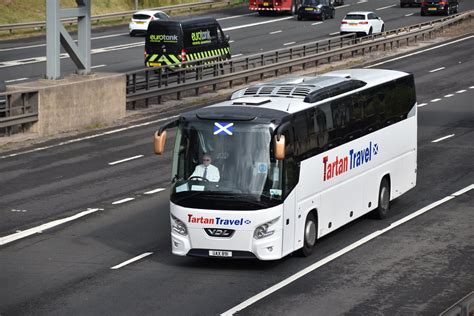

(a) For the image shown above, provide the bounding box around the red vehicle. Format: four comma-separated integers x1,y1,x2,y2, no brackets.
249,0,300,15
249,0,344,16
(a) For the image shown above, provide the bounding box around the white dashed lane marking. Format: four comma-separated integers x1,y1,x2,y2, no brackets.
111,252,154,270
429,67,445,73
5,78,28,83
405,13,414,17
432,134,455,143
456,90,466,94
431,98,442,102
144,188,166,195
417,103,427,107
444,94,454,98
108,155,144,166
112,198,135,205
312,22,323,26
283,42,296,46
270,30,282,34
376,4,397,10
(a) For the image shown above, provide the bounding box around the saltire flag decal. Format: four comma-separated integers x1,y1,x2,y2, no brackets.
214,122,234,135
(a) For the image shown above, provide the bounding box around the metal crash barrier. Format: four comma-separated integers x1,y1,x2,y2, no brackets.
0,90,38,136
440,292,474,316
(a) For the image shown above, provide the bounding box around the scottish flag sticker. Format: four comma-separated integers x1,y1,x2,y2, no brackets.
214,122,234,136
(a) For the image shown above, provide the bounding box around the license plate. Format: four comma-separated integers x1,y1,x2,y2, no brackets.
263,2,269,6
428,7,437,10
305,7,314,11
209,250,232,257
349,23,358,26
136,21,145,24
149,62,161,67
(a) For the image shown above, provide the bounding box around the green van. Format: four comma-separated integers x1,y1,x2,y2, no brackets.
145,17,231,67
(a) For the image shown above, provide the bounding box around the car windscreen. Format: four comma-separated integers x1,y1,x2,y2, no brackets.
132,14,151,20
344,14,366,20
183,25,219,48
302,0,322,5
146,22,181,53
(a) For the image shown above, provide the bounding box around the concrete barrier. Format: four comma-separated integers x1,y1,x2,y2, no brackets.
6,73,125,137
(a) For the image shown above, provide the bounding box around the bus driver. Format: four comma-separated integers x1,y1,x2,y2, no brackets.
190,154,220,182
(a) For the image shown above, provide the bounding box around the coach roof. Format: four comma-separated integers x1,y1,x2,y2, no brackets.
181,69,410,122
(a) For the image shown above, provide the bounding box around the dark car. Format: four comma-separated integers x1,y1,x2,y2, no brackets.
297,0,335,21
421,0,459,16
400,0,422,7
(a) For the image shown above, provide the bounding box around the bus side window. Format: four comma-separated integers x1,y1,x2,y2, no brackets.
292,113,308,158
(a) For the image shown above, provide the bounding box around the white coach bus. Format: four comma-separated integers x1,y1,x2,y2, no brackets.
154,68,417,260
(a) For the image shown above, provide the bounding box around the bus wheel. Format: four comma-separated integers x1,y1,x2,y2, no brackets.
374,178,390,219
299,212,317,256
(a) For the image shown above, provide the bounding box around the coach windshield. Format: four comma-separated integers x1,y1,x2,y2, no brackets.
170,120,283,210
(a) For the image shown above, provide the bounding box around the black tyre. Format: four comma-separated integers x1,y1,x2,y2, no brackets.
298,213,317,257
373,178,390,219
321,13,325,21
129,31,135,37
381,24,385,32
291,0,297,15
421,9,426,16
331,9,335,19
445,6,450,15
297,14,302,21
368,27,373,35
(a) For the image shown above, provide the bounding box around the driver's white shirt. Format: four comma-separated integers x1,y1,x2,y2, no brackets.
191,164,220,182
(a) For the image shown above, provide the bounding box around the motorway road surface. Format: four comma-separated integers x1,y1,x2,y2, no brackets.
1,0,473,91
0,32,473,314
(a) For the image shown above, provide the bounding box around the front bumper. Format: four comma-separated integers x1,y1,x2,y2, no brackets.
171,228,284,261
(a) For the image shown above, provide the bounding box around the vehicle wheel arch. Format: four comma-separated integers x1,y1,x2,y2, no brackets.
297,208,319,257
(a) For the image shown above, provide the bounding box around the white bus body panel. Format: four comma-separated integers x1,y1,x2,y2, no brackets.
170,203,285,260
295,110,417,243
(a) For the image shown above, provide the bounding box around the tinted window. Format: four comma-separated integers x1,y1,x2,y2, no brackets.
345,14,366,20
303,0,322,5
368,13,378,19
133,14,151,20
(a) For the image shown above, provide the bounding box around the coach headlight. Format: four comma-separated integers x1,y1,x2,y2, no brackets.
254,217,280,239
171,214,188,236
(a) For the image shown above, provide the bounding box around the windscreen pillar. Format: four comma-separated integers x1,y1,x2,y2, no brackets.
46,0,91,79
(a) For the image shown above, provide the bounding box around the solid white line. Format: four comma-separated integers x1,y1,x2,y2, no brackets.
429,67,445,73
283,42,296,46
221,186,473,315
376,4,397,10
431,98,441,102
0,115,179,160
456,90,467,93
444,94,454,98
366,35,474,68
0,208,103,246
111,252,153,269
432,134,455,143
91,64,106,69
417,103,428,107
5,78,29,83
405,13,415,17
108,155,144,166
144,188,165,195
451,184,474,196
312,22,323,26
112,198,135,205
217,13,257,21
223,16,294,32
357,0,367,3
270,30,282,34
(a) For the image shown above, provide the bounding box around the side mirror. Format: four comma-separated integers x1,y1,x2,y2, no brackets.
154,130,167,155
274,135,286,160
225,34,230,42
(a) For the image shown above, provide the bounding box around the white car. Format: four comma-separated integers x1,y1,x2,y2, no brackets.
129,10,169,37
340,11,385,37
